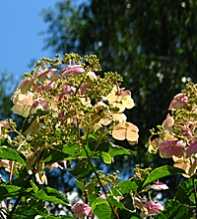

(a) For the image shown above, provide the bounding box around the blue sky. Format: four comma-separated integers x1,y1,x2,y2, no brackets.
0,1,59,80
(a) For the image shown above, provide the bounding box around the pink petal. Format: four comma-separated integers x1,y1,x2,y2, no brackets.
83,205,92,216
19,78,32,93
169,93,188,110
63,85,76,94
71,201,92,217
62,65,85,75
144,201,164,215
162,114,174,129
159,140,185,158
32,99,49,111
150,181,169,190
36,69,55,79
186,141,197,156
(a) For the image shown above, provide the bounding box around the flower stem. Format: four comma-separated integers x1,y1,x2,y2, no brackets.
83,145,119,219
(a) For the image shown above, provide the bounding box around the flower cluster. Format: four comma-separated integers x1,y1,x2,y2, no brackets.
0,53,138,184
148,82,197,177
134,197,164,217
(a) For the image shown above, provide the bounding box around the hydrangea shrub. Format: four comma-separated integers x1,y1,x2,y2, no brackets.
0,53,196,219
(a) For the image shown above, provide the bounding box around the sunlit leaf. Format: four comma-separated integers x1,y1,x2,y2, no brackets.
91,198,112,219
101,152,112,164
33,189,67,205
112,181,138,196
0,146,26,165
142,165,180,187
108,145,130,157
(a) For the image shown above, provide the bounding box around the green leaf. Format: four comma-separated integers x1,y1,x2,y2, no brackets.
40,216,74,219
142,165,180,187
76,179,85,191
159,200,192,219
0,146,26,165
44,150,65,163
1,184,21,193
63,144,89,160
92,198,112,219
175,178,196,204
63,144,79,155
0,184,21,200
12,199,48,219
30,180,39,193
108,145,130,157
112,181,138,196
71,160,92,178
108,195,125,209
154,213,167,219
189,193,196,203
101,152,112,164
45,187,68,203
33,189,67,205
130,216,141,219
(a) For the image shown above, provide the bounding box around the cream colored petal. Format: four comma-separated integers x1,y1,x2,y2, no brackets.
12,92,34,117
100,117,112,126
112,123,126,141
107,86,118,104
122,95,135,109
126,122,139,144
112,113,127,123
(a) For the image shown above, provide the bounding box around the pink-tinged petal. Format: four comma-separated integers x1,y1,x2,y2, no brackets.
169,93,188,110
186,141,197,156
18,78,33,93
162,114,174,129
63,85,76,94
182,128,193,139
150,181,168,190
83,205,92,216
0,120,10,130
43,81,56,91
182,122,195,139
71,201,92,217
159,140,185,158
32,99,49,111
144,201,164,216
58,111,65,121
79,83,89,95
58,85,76,101
36,69,56,79
62,65,85,75
100,192,107,199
